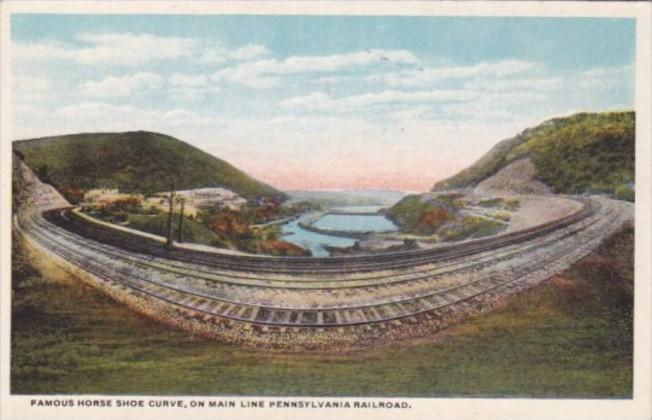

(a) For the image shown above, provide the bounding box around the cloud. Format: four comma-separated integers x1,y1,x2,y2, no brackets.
199,44,269,64
368,59,540,87
12,75,52,103
463,76,563,92
280,89,477,112
14,33,196,67
578,63,634,89
12,100,224,145
441,91,548,122
12,33,269,69
211,49,418,88
169,73,209,87
168,73,220,100
26,102,216,137
81,72,163,97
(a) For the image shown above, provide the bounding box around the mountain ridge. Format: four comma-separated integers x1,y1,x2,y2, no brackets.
13,130,285,203
432,110,634,199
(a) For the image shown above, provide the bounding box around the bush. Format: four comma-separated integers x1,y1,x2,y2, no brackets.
478,198,503,208
443,216,505,241
112,211,128,223
494,211,511,222
504,198,520,210
414,208,450,234
614,185,635,202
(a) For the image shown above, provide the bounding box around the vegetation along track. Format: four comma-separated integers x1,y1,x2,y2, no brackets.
15,192,633,351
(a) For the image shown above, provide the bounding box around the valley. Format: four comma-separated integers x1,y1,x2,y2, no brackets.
9,110,636,395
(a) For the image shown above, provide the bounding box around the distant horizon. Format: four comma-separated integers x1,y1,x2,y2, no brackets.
11,15,635,190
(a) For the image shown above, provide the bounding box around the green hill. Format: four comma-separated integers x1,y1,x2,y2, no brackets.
433,111,635,199
13,131,285,202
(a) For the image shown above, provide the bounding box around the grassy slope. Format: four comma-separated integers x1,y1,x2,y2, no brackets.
433,111,635,197
127,213,229,248
11,225,633,397
386,194,504,239
12,131,284,200
385,195,440,231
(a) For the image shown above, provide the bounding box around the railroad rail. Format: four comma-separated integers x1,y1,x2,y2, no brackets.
14,188,632,350
39,196,596,274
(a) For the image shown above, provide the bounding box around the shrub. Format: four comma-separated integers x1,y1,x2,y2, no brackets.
504,198,520,210
614,185,635,202
478,198,503,208
494,211,511,222
414,208,449,234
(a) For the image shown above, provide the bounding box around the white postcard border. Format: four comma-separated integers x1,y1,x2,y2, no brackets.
0,2,650,420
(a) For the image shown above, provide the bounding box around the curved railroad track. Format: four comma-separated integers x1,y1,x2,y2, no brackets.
40,196,594,273
14,187,633,350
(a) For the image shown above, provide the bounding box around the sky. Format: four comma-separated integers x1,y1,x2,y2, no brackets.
11,15,635,192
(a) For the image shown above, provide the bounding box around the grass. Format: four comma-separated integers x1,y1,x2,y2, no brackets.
386,194,461,235
494,211,511,222
387,195,506,240
11,226,633,397
12,131,284,201
442,215,505,241
385,195,438,231
433,111,634,201
516,112,635,197
477,198,504,208
127,213,227,248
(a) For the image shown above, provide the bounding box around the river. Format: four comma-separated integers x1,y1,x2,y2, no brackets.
281,206,398,257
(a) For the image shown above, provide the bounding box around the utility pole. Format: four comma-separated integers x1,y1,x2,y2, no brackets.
166,187,176,247
177,198,185,243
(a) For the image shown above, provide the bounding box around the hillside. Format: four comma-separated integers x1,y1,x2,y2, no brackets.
433,111,635,199
13,131,285,202
386,193,509,239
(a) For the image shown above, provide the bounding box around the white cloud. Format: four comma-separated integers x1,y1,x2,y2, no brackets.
14,33,196,67
56,102,211,124
199,44,269,64
81,72,163,97
441,92,547,122
578,63,634,89
12,75,52,104
13,33,273,70
211,49,418,88
169,73,209,87
12,75,50,91
368,59,540,87
168,73,220,100
463,76,563,92
280,89,477,112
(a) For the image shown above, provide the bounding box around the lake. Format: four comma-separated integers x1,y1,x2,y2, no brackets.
281,207,398,257
281,218,355,257
313,213,398,233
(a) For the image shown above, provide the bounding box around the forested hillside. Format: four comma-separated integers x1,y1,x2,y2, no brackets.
13,131,285,202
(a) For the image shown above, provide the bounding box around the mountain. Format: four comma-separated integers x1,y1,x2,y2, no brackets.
433,111,635,200
12,131,285,202
286,189,407,207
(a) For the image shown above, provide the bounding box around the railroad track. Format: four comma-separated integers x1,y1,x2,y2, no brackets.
14,196,629,329
26,202,608,291
39,196,597,274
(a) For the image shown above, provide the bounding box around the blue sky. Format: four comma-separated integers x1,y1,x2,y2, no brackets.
11,15,635,190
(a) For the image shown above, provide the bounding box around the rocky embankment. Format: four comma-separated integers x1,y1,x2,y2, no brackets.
474,158,551,195
12,153,69,215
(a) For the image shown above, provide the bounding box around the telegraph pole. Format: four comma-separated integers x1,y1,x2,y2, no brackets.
177,198,185,243
166,187,176,247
